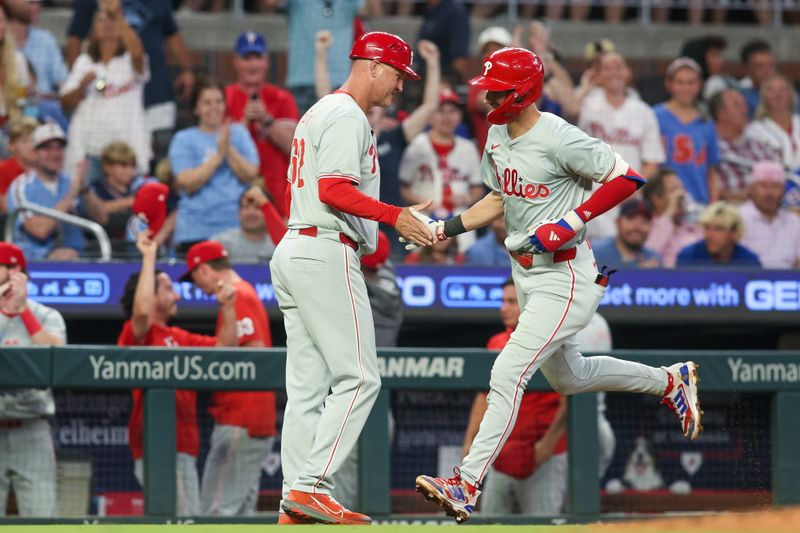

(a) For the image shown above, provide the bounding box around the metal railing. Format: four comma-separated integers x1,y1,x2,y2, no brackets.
5,203,112,262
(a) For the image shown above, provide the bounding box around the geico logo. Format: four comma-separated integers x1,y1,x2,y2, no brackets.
745,280,800,311
398,275,435,307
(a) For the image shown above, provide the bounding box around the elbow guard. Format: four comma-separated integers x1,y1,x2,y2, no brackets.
604,153,646,189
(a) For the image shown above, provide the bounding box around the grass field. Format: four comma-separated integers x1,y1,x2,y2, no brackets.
1,507,797,533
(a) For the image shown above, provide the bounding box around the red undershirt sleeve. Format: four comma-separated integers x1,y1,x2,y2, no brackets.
260,202,288,245
318,177,402,226
576,167,644,223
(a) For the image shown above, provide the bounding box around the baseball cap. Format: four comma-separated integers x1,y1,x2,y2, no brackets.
361,231,390,270
179,241,229,282
439,88,462,107
0,242,26,272
132,181,170,237
31,122,66,149
751,160,786,184
477,26,512,52
235,31,267,57
619,199,653,220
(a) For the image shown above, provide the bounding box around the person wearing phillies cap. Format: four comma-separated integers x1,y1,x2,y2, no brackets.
272,30,433,525
179,240,277,517
399,86,482,251
225,31,299,218
739,160,800,268
0,242,66,517
118,232,238,517
591,199,663,269
6,122,103,260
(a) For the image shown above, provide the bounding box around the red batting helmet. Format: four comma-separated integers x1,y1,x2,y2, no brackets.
468,47,545,125
350,31,420,80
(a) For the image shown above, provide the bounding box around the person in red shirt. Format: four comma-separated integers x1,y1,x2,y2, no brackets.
225,31,299,217
118,231,237,517
179,240,277,516
0,117,38,213
462,279,568,516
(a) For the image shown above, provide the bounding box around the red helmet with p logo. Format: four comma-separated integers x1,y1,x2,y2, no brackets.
468,47,545,125
350,31,420,80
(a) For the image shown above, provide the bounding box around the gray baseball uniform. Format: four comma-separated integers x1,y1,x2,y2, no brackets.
0,299,64,517
271,92,382,502
459,112,668,488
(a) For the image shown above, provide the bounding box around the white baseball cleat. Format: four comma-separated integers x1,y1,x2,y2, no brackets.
415,468,480,523
661,361,704,441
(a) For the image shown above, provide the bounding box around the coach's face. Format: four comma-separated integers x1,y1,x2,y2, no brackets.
373,62,404,107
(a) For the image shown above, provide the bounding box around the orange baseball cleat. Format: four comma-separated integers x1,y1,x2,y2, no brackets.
281,490,371,525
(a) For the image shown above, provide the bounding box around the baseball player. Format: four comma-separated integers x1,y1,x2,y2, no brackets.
118,232,238,517
270,31,434,525
0,243,63,517
411,48,703,522
179,241,278,516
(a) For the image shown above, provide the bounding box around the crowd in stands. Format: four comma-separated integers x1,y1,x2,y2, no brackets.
0,0,798,270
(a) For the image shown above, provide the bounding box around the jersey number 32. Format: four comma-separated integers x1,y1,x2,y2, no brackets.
290,138,306,189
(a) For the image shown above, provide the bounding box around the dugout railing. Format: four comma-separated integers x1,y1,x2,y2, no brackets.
1,346,799,523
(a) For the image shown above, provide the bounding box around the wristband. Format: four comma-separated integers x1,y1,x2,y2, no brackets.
20,308,42,336
443,215,466,238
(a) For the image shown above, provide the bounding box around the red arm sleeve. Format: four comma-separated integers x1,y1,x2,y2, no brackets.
576,167,644,224
318,178,402,226
260,202,288,245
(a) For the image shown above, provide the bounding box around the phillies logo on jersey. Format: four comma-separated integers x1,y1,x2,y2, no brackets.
500,167,550,200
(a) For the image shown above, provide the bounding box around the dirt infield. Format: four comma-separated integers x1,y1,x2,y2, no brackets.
592,506,800,533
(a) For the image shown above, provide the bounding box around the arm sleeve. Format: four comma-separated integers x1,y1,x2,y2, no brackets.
641,107,666,164
168,131,195,176
480,150,501,193
261,202,288,244
555,126,616,184
319,178,401,226
316,117,364,183
66,0,95,39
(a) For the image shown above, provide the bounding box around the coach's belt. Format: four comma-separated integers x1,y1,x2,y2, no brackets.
509,247,576,269
298,226,358,252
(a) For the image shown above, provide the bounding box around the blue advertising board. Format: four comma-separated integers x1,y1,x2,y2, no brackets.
26,262,800,323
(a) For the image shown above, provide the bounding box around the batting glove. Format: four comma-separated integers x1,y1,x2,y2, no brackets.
529,210,585,254
399,208,446,250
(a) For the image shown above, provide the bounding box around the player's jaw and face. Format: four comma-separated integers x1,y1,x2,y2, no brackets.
372,62,405,108
195,87,226,130
616,215,651,251
155,272,180,319
666,68,702,106
190,264,219,296
499,284,521,330
484,90,512,110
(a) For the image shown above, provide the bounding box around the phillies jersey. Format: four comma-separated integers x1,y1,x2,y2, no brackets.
287,92,380,254
482,112,616,247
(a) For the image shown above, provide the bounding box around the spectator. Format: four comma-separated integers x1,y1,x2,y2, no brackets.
399,89,482,249
225,31,298,217
0,117,38,213
676,201,761,268
739,160,800,268
655,57,721,206
467,26,512,154
169,78,260,253
644,168,703,268
210,186,281,264
285,0,377,113
118,232,238,517
6,123,103,260
9,0,67,98
67,0,195,157
0,243,65,518
523,21,580,121
464,216,509,267
711,88,781,202
60,0,151,179
0,6,31,125
463,278,568,516
591,199,662,269
745,74,800,174
739,40,777,118
578,51,665,239
179,241,277,516
404,237,463,265
679,35,737,101
417,0,469,81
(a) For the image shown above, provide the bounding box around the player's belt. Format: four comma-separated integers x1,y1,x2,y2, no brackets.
298,226,358,252
509,247,576,269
